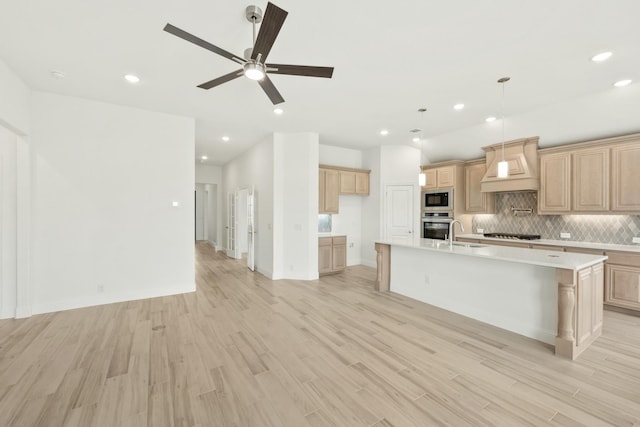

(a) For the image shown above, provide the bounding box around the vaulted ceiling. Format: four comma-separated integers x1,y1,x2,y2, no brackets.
1,1,639,165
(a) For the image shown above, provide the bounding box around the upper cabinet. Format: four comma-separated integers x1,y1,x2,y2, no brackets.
539,151,571,213
319,165,370,213
339,170,370,195
572,147,609,212
611,142,640,211
464,160,495,213
319,168,339,214
422,165,455,190
538,133,640,215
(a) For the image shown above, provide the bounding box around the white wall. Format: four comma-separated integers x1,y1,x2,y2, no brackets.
196,164,222,249
0,125,18,318
273,133,319,280
30,92,195,314
222,136,274,277
319,144,364,266
0,58,30,135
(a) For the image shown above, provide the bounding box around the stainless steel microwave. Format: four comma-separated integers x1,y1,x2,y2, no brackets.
424,189,453,211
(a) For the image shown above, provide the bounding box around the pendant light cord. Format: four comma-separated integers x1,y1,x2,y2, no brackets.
501,80,505,161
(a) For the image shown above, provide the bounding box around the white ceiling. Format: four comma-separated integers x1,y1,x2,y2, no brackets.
1,1,639,165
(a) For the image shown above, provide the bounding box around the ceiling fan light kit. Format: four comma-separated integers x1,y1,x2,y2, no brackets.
163,2,334,105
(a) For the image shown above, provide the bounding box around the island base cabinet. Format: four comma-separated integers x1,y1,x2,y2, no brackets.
556,264,603,360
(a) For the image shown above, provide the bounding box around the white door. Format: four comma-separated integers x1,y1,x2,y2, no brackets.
247,186,255,271
384,185,415,243
226,192,237,258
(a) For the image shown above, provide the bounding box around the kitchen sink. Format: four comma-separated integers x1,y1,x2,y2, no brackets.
452,242,487,248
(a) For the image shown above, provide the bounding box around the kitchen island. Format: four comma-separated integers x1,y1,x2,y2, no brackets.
374,238,607,359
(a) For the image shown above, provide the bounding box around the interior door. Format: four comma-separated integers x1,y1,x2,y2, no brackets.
384,185,415,243
247,186,255,271
226,192,236,258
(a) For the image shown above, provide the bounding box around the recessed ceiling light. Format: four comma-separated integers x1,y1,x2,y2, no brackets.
201,155,208,160
485,116,497,122
273,108,284,115
453,103,465,110
412,137,420,143
222,136,230,142
613,79,632,87
124,74,140,83
50,70,65,79
591,51,612,62
380,129,389,136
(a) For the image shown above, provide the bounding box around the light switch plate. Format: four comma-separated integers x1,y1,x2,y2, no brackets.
633,237,640,244
560,232,571,239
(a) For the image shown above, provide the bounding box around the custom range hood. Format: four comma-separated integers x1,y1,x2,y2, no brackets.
481,136,539,192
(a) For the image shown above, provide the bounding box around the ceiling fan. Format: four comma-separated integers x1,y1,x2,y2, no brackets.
164,2,334,105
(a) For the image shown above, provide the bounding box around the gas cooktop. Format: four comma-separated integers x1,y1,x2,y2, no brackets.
483,233,541,240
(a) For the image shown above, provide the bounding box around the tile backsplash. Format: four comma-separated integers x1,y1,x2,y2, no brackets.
472,192,640,245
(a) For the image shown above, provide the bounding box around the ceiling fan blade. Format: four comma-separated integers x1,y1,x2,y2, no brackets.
164,23,244,64
258,76,285,105
197,70,244,90
251,2,288,62
266,64,334,78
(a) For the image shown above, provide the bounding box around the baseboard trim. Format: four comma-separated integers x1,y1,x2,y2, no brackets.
31,282,196,315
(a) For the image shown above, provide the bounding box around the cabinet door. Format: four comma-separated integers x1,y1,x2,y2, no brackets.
339,171,356,194
611,143,640,211
465,163,493,213
319,169,325,213
324,169,340,213
576,267,594,346
332,243,346,271
424,169,437,189
437,166,455,187
355,172,369,195
573,147,609,212
605,264,640,310
318,238,333,274
539,152,571,213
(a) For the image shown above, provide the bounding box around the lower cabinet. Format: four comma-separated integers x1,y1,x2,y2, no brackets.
319,236,347,275
604,251,640,311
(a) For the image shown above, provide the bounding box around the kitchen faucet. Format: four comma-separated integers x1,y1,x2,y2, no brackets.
448,220,464,247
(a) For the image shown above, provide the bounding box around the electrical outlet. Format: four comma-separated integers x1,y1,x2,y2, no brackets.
97,284,104,293
424,275,430,284
477,228,484,233
560,232,571,239
633,237,640,244
349,242,354,248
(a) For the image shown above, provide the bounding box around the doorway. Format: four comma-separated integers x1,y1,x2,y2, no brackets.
194,183,218,246
225,186,256,270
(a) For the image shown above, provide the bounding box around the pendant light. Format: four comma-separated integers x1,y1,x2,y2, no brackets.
418,108,427,186
497,77,510,178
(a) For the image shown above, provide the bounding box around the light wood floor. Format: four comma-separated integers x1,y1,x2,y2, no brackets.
1,242,640,426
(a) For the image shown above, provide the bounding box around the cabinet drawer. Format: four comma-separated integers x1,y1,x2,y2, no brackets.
319,237,332,246
605,251,640,267
531,244,565,252
565,247,605,255
332,236,347,245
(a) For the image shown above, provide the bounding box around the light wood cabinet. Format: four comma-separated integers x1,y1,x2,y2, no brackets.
319,168,339,214
611,142,640,211
464,160,495,213
423,166,455,190
575,263,604,347
573,147,609,212
539,152,571,214
339,170,370,195
319,236,347,275
604,251,640,311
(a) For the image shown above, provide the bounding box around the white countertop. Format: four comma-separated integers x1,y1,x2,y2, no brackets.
376,237,607,271
457,234,640,254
